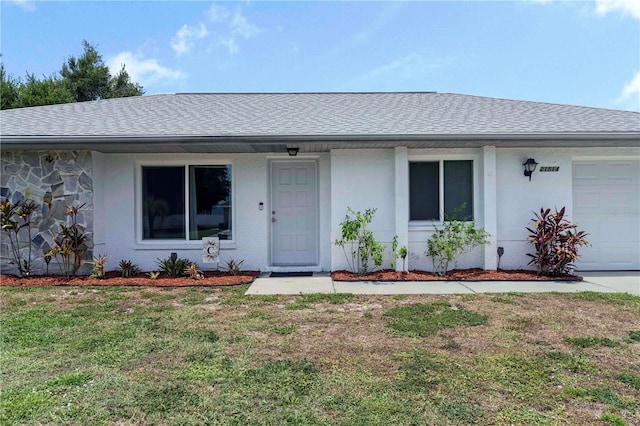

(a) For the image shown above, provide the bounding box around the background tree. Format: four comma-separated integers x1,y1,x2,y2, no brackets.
16,74,75,108
1,40,143,109
107,65,144,99
60,40,111,102
1,63,20,109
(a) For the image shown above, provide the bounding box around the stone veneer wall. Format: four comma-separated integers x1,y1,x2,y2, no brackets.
0,150,94,275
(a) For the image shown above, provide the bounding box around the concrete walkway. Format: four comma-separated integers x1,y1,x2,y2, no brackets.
245,271,640,295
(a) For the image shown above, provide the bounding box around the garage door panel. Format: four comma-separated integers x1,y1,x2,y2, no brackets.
573,163,598,181
606,162,639,184
575,217,602,240
604,217,638,241
579,244,639,270
605,188,636,208
573,189,599,210
573,160,639,271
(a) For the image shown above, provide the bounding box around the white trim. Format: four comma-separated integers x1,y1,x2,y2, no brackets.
482,146,498,270
572,155,640,161
266,153,321,159
394,147,409,272
407,152,481,227
134,159,235,248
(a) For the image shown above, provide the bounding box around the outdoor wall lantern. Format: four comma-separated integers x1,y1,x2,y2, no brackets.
523,158,538,181
286,147,299,156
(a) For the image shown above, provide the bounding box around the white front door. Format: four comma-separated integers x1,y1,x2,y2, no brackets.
573,160,640,270
270,160,318,266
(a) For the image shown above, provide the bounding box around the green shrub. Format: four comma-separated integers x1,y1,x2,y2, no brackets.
157,253,191,278
426,219,490,276
221,258,244,275
335,207,385,275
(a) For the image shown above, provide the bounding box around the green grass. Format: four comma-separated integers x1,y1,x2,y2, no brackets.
286,293,354,310
619,373,640,391
272,324,297,335
384,300,487,337
564,336,621,348
572,291,640,306
491,296,519,305
2,287,639,425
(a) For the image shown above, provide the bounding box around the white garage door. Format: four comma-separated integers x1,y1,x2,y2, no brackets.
573,160,640,270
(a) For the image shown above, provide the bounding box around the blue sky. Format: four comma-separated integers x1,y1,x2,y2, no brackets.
2,0,639,111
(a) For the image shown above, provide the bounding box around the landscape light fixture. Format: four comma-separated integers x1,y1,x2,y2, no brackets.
523,158,538,181
286,147,299,157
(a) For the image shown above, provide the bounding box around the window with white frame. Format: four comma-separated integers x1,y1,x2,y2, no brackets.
409,160,473,221
141,165,232,240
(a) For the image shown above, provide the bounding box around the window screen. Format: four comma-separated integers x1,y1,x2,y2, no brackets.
409,162,439,220
444,160,473,220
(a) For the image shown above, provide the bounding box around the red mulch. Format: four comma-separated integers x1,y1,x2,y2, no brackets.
1,268,583,287
331,268,582,281
0,270,260,287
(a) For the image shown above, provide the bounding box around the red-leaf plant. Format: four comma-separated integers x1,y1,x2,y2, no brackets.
526,207,590,276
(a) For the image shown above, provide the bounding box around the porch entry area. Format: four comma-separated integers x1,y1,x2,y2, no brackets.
270,160,319,266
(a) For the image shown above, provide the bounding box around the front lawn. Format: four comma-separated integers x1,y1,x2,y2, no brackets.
1,286,639,425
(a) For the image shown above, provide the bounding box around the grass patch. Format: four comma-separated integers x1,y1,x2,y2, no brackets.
300,293,354,304
567,387,638,411
285,293,353,310
629,330,640,341
601,413,627,425
219,284,251,305
438,400,484,424
272,324,297,335
491,296,518,305
619,373,640,391
546,351,594,373
2,286,637,425
563,336,621,348
48,371,93,387
572,291,640,306
496,407,555,425
181,293,206,305
384,300,487,337
396,349,449,389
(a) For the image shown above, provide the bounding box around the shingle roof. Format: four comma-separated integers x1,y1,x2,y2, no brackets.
2,92,638,137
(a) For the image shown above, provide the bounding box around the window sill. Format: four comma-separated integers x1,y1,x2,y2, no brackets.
134,241,237,250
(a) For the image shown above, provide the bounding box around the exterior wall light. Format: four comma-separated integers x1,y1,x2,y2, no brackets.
523,158,538,181
286,147,299,156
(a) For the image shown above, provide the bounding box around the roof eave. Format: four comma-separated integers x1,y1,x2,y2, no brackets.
1,132,638,152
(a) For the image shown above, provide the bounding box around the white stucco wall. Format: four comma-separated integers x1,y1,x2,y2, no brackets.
330,149,397,271
96,145,638,275
101,152,331,273
495,146,640,271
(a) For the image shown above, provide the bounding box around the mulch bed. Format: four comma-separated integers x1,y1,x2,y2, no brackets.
1,268,583,287
0,270,260,287
331,268,582,282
